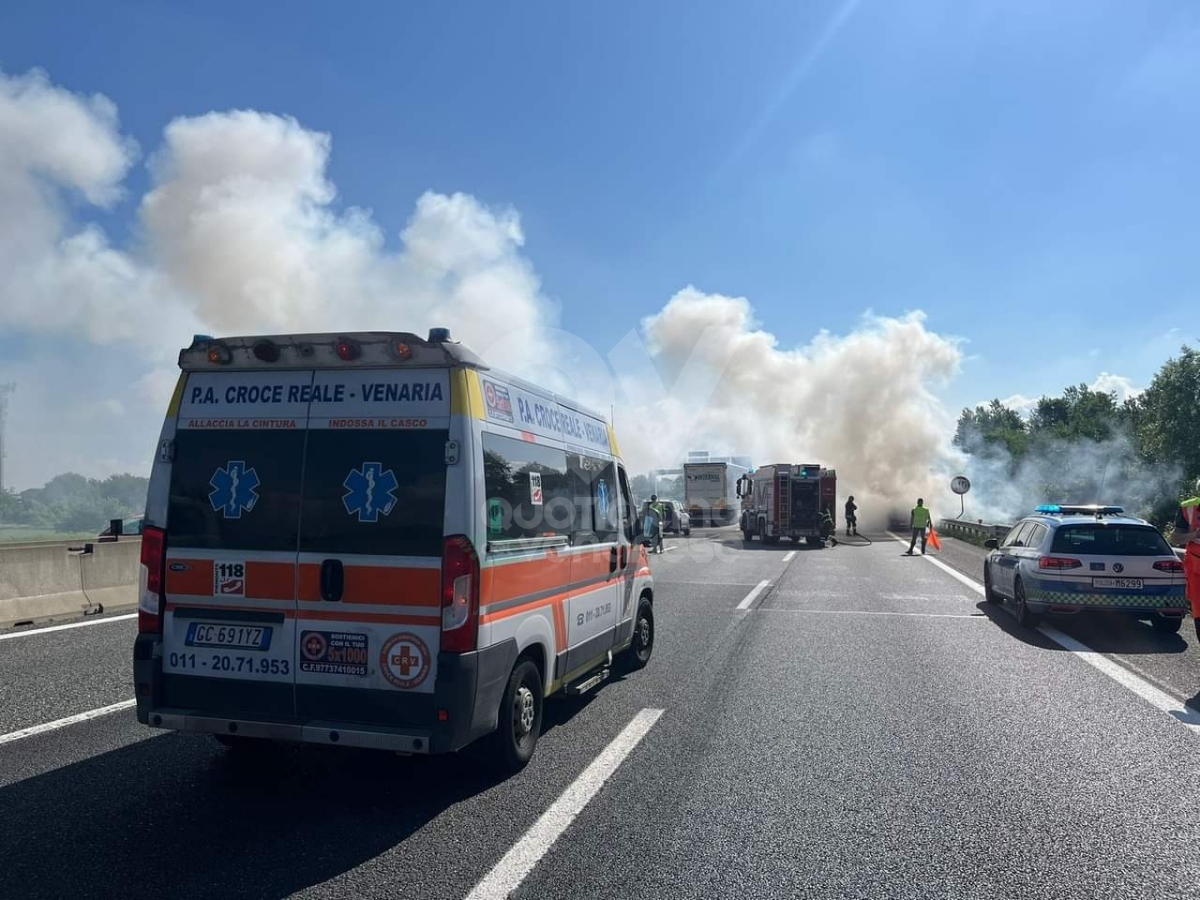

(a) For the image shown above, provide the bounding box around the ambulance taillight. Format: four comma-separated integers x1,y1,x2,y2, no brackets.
138,525,167,634
441,536,480,652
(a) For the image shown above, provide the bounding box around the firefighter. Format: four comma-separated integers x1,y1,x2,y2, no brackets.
844,495,858,536
1174,495,1200,638
906,498,931,555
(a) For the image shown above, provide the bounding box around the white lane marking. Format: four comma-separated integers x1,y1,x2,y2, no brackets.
754,608,984,619
1038,626,1200,732
0,613,138,641
662,545,677,553
782,551,797,563
0,699,136,747
736,580,771,611
887,531,1200,733
465,708,664,900
886,532,984,596
665,581,763,588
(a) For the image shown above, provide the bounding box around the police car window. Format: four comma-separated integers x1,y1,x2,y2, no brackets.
1001,522,1029,548
1025,524,1048,548
483,432,572,540
1050,524,1173,556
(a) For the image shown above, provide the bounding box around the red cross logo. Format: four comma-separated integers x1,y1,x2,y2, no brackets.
380,632,431,689
391,645,420,676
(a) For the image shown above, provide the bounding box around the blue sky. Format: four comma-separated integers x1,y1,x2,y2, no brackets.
0,0,1197,486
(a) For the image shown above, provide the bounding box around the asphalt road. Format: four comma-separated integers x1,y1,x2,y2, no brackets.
3,530,1199,899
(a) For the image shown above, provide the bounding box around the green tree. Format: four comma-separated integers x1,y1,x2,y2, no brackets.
953,399,1029,463
1129,345,1200,493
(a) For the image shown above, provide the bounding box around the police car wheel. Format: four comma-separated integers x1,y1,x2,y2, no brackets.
983,565,1002,604
620,598,655,673
488,659,543,772
1152,615,1183,634
1014,579,1039,628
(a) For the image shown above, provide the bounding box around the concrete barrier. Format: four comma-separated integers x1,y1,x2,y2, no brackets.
0,539,140,628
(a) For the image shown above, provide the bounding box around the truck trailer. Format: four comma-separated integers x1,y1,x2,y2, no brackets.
684,461,750,527
739,463,837,546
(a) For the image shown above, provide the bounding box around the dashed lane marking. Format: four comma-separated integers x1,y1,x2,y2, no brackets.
736,580,771,611
465,708,665,900
782,551,797,563
0,613,137,641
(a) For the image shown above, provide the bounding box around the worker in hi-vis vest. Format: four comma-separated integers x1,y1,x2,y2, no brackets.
1175,495,1200,638
906,498,931,555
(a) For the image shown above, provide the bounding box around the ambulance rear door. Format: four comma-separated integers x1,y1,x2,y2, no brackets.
160,370,314,719
293,368,451,728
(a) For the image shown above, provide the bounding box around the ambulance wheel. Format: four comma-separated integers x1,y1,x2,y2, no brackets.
1152,615,1183,634
618,596,655,673
487,659,543,773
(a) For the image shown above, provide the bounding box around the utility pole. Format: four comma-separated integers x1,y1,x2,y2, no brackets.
0,383,15,493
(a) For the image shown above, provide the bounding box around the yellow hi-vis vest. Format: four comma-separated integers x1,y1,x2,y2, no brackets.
911,506,931,529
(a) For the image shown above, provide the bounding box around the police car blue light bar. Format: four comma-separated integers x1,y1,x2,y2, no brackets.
1035,504,1125,515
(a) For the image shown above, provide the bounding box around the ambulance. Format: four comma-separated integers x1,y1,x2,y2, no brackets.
133,329,656,772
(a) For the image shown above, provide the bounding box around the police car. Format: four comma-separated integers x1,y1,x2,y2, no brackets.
983,505,1187,631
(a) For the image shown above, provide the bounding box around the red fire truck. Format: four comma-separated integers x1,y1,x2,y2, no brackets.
738,463,837,547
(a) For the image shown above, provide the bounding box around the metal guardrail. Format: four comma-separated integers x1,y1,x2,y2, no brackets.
936,519,1012,542
938,517,1188,561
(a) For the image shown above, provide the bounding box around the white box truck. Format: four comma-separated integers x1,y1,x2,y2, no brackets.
684,461,749,527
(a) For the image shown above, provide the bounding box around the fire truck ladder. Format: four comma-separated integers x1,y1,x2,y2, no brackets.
778,468,791,532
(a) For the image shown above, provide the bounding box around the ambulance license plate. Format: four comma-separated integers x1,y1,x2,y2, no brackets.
185,623,272,650
1092,577,1143,590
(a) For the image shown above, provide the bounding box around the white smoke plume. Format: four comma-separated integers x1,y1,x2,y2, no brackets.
0,65,1074,532
610,289,966,528
956,420,1181,527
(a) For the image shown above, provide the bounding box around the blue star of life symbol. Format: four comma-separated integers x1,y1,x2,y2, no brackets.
596,478,610,520
343,462,399,523
208,460,261,519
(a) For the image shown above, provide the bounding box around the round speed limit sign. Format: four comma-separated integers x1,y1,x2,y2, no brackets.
950,475,971,495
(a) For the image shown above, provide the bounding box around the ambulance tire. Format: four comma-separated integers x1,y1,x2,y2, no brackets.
486,658,543,773
618,596,655,674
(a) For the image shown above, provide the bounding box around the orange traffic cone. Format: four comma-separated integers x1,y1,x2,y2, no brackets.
928,527,942,551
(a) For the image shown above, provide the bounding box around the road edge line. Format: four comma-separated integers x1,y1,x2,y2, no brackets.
885,531,1200,734
465,707,665,900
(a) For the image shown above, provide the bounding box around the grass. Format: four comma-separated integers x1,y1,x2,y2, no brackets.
0,525,96,543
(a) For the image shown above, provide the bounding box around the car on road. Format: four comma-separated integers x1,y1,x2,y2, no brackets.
983,504,1187,631
641,499,690,536
99,514,144,539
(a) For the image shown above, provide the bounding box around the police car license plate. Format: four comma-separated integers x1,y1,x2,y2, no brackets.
185,623,271,651
1092,577,1143,590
